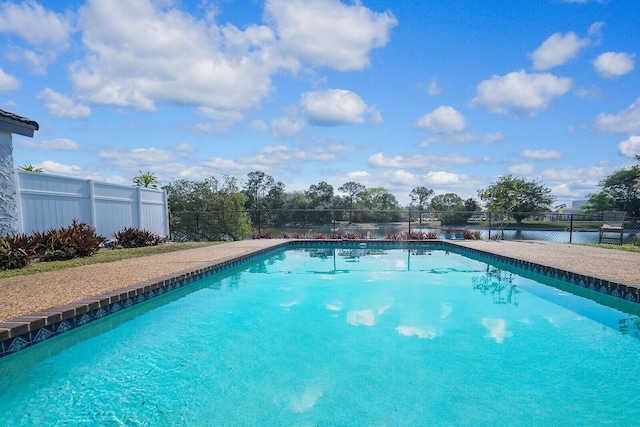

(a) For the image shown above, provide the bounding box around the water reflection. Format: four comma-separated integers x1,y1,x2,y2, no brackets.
472,266,521,306
619,317,640,339
346,309,376,326
395,325,438,339
481,318,512,343
248,252,286,273
296,247,468,274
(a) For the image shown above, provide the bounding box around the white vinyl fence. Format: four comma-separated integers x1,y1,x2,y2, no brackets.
15,170,169,238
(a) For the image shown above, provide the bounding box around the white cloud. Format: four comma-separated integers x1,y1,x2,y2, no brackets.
593,52,635,78
541,162,611,195
271,116,305,139
542,167,605,200
100,147,178,170
484,131,505,143
594,97,640,134
0,68,19,91
174,143,195,154
49,0,396,124
19,138,79,151
426,78,441,96
421,131,504,147
250,119,269,133
264,0,397,71
588,21,605,41
196,107,245,133
38,88,91,119
199,142,355,175
368,105,383,126
39,160,104,180
416,106,466,133
0,2,73,72
508,163,536,175
530,32,588,70
72,0,281,113
367,152,477,169
425,170,460,185
574,85,601,100
0,2,71,49
470,70,572,116
301,89,367,126
618,135,640,158
521,149,563,160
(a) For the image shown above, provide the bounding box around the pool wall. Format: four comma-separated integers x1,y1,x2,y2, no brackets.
1,240,638,359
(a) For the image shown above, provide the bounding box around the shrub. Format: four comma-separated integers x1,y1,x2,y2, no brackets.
0,238,30,270
461,229,482,240
385,230,439,240
256,230,275,239
113,227,162,248
3,233,39,256
385,231,401,240
331,230,368,240
42,220,105,261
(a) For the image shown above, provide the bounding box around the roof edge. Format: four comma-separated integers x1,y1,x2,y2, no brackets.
0,109,39,138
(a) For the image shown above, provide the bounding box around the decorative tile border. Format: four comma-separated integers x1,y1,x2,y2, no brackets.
447,242,640,305
1,239,637,359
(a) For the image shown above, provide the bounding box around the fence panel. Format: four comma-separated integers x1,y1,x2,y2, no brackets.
15,170,169,238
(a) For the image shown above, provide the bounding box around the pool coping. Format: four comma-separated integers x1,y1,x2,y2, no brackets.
1,239,638,359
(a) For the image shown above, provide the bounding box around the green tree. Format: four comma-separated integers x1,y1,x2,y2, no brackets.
132,171,159,189
430,193,468,225
243,171,275,210
478,175,555,224
410,186,434,224
307,181,334,209
464,198,481,213
283,191,313,225
359,187,401,222
338,181,366,223
306,181,334,223
243,171,282,229
18,164,43,172
163,175,251,241
583,159,640,216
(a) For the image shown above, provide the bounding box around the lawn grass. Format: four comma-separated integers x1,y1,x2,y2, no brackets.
0,242,220,280
587,243,640,253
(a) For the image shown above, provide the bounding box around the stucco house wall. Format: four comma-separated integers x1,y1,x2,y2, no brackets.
0,131,18,235
0,109,39,236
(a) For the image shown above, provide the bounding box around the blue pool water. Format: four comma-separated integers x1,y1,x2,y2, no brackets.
1,246,640,426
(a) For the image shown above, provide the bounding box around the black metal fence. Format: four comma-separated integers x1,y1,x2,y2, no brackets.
168,209,640,245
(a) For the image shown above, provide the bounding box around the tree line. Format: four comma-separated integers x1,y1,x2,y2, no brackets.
130,155,639,240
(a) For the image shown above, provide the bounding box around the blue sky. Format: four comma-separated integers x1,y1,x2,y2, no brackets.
1,0,639,206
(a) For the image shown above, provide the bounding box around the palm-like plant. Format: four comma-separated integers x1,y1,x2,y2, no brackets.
18,164,43,172
132,171,159,189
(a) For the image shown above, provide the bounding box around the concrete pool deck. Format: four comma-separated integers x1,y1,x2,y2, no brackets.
1,239,639,355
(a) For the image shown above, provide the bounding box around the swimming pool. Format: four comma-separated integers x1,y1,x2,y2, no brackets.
1,243,639,425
